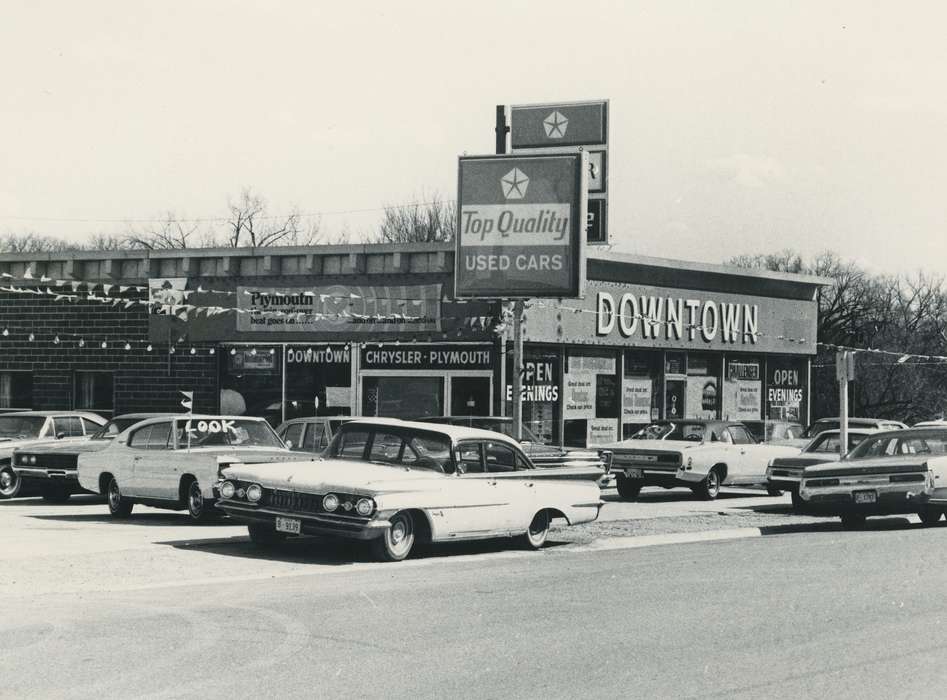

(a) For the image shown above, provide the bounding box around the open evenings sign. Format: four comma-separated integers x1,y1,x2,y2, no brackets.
455,153,587,299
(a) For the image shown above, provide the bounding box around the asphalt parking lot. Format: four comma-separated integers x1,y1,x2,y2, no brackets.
0,485,872,598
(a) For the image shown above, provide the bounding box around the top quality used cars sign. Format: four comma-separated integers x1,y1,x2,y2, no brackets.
455,153,587,299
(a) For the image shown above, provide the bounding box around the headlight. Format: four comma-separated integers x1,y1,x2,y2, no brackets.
28,455,37,465
246,483,263,503
356,498,374,516
220,481,236,499
323,493,339,512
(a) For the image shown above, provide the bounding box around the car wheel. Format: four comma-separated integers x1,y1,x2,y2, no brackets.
696,468,722,500
615,474,642,500
918,507,943,527
41,486,71,504
766,485,783,497
840,513,866,530
519,510,551,550
186,480,217,523
247,523,287,547
0,466,21,499
371,511,415,562
107,478,134,518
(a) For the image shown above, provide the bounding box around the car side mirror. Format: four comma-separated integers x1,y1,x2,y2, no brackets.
285,439,294,449
56,432,67,439
456,463,467,475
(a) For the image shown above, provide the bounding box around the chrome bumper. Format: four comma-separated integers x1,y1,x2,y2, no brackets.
216,500,390,540
12,467,78,480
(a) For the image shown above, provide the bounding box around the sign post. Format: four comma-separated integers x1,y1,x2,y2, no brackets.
457,148,587,440
836,350,855,454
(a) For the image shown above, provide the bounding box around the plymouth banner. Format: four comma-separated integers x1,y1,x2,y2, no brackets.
236,284,441,333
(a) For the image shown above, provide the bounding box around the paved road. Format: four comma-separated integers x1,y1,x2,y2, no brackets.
3,494,946,698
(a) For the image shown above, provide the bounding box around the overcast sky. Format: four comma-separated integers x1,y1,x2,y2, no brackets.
2,1,944,273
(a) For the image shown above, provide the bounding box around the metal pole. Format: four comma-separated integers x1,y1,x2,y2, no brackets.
512,300,524,441
495,105,508,154
837,350,849,455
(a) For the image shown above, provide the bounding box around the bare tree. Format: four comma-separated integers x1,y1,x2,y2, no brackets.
0,231,81,252
224,188,320,248
124,212,214,250
372,193,456,244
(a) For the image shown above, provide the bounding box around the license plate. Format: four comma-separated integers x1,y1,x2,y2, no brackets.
853,490,877,504
275,516,301,534
624,468,643,479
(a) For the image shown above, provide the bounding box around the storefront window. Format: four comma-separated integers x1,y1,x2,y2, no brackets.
362,376,443,419
766,356,808,423
622,351,661,438
505,349,561,445
563,350,619,447
684,354,721,420
722,356,763,422
74,371,114,416
220,347,282,425
284,345,352,419
0,371,32,409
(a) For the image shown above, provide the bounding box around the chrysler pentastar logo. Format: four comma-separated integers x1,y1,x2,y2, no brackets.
543,110,568,138
501,168,529,199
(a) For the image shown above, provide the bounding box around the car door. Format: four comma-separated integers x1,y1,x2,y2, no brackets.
436,441,513,538
129,421,176,498
726,424,767,481
483,440,537,530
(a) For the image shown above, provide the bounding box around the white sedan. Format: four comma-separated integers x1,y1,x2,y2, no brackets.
77,415,302,521
217,418,605,561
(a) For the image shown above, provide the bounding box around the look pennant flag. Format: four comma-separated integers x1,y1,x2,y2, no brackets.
180,390,194,411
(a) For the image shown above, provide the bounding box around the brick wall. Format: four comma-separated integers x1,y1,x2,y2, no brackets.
0,290,218,415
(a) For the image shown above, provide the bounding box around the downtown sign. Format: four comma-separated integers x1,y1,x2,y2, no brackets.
455,153,587,299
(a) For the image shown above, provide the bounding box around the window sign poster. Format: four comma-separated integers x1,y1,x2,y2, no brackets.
737,381,762,419
686,376,718,419
587,418,618,446
563,373,596,419
623,378,652,421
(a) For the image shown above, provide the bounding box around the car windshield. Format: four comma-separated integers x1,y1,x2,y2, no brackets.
92,417,150,441
0,415,45,440
807,433,867,454
846,430,947,460
175,418,284,448
326,427,452,472
632,422,705,441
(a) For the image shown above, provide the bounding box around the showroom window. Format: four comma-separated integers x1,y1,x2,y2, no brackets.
0,371,32,409
74,371,114,416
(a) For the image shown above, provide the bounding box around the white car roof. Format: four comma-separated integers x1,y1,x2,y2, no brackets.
0,410,106,424
345,417,523,447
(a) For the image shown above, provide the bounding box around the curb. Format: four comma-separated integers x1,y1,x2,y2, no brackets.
574,527,764,552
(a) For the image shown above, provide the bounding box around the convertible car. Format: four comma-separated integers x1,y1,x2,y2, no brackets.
603,420,801,500
217,418,606,561
797,427,947,528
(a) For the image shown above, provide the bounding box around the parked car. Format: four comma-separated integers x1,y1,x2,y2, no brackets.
276,415,358,453
742,420,805,443
766,428,879,507
797,427,947,528
0,411,107,499
216,418,606,561
603,420,801,500
77,415,302,522
914,420,947,427
774,417,908,449
11,413,174,502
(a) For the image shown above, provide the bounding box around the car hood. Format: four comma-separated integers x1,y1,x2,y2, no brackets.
222,458,444,494
804,455,930,478
0,437,73,457
768,438,811,449
602,439,693,452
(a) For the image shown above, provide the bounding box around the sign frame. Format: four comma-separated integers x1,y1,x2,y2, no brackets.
510,99,608,149
454,152,588,300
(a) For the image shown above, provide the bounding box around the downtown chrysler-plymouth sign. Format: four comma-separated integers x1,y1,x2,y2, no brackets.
455,153,587,299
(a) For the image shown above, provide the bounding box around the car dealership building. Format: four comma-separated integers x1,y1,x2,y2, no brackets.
0,243,824,447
